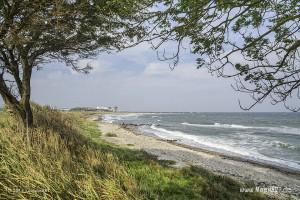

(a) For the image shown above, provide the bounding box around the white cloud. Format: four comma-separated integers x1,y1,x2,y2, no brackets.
143,62,209,80
143,62,171,76
114,42,155,65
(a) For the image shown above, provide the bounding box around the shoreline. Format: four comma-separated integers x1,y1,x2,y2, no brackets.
121,123,300,175
94,117,300,198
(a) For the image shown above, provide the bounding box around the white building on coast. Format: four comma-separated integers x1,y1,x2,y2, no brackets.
96,106,118,112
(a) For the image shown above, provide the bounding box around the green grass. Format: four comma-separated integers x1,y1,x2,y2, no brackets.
0,105,270,199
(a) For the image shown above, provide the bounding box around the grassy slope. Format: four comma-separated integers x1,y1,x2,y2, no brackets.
0,106,269,200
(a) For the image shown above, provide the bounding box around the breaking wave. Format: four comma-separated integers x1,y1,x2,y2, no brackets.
147,125,300,171
181,122,300,135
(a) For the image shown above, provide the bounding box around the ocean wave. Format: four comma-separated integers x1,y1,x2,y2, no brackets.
267,126,300,135
181,122,252,129
181,122,300,135
272,141,297,150
147,125,300,171
149,125,254,156
149,124,188,139
102,113,142,123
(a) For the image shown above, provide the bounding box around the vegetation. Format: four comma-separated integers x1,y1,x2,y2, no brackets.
153,0,300,111
0,105,269,199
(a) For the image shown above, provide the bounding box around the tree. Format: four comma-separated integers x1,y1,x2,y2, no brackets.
153,0,300,111
0,0,159,127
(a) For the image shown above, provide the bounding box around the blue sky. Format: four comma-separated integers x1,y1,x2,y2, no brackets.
0,42,290,112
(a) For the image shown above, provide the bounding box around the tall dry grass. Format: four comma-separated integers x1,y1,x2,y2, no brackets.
0,105,139,200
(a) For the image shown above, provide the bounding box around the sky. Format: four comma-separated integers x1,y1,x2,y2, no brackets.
0,42,291,112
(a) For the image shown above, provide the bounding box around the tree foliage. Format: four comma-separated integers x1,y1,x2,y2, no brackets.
0,0,159,126
154,0,300,111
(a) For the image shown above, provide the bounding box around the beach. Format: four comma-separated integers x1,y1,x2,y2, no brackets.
95,117,300,199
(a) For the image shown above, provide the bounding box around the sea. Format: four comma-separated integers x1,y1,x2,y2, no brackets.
103,112,300,172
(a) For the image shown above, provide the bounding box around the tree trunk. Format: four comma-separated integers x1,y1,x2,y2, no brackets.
20,61,33,127
21,97,33,128
0,58,34,127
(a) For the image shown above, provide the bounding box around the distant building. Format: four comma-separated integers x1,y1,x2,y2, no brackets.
96,106,118,112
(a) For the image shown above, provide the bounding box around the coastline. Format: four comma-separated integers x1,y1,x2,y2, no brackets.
94,116,300,199
123,123,300,175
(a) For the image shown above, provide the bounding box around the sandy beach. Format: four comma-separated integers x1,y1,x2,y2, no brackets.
95,118,300,199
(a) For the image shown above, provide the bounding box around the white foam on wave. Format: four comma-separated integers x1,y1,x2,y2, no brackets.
181,122,300,135
267,126,300,135
147,125,300,171
102,113,143,123
272,141,297,150
182,122,252,129
150,125,255,157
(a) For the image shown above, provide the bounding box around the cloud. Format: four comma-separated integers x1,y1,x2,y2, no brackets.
143,62,208,79
143,62,173,76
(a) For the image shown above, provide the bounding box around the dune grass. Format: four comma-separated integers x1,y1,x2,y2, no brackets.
0,105,270,199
